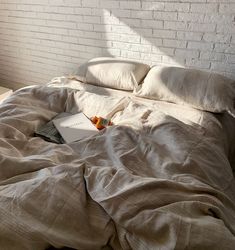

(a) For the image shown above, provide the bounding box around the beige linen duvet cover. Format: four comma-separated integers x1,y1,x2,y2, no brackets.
0,82,235,250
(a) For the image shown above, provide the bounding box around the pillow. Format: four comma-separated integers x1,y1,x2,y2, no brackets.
135,66,235,116
73,57,150,91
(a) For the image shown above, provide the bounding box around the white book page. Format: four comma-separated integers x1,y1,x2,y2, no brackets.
53,112,98,143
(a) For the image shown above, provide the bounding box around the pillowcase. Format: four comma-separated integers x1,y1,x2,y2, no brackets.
73,57,150,91
135,66,235,116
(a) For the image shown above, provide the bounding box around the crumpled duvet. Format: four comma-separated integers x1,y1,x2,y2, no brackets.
0,83,235,250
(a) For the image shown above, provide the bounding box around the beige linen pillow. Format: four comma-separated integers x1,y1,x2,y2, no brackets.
135,66,235,116
73,57,150,91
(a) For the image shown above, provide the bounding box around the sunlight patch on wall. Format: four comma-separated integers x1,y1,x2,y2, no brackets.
102,9,183,67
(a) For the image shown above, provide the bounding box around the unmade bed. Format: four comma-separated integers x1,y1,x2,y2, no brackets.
0,58,235,249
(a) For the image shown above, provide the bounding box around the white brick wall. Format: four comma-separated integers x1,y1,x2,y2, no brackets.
0,0,234,89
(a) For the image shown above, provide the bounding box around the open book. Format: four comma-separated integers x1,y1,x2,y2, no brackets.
35,112,70,144
52,112,99,143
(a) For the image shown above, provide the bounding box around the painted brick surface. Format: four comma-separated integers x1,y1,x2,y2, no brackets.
0,0,234,89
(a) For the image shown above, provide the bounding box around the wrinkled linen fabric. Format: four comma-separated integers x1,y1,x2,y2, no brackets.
0,82,235,250
135,66,235,116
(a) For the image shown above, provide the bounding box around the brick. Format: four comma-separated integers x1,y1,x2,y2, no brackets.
17,5,33,11
83,31,102,39
140,53,161,63
153,29,176,39
43,6,58,13
121,50,141,59
94,24,112,32
211,62,235,73
46,20,77,29
204,14,233,24
144,38,163,46
141,20,163,29
177,31,203,41
209,0,233,2
164,21,187,31
100,0,119,9
74,7,92,15
67,15,83,22
152,47,175,56
175,49,199,59
92,8,104,16
104,48,121,57
164,3,190,12
106,33,140,43
61,36,77,43
110,25,135,35
23,0,48,5
154,11,177,21
112,41,151,53
214,44,235,54
10,11,37,18
200,51,226,61
217,23,235,34
142,2,164,11
82,0,99,8
57,7,75,14
121,18,141,28
111,9,131,18
47,27,68,35
188,22,216,32
203,33,231,43
162,55,185,65
120,1,141,10
64,0,82,6
83,15,101,24
77,23,93,31
133,28,152,37
178,13,204,23
131,10,153,20
190,4,218,13
48,0,64,6
227,55,235,63
185,58,211,69
232,36,235,44
163,39,187,48
219,4,235,13
187,41,214,51
69,43,86,52
78,38,108,48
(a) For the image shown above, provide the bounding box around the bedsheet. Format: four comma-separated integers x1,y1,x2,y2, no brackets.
0,83,235,250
